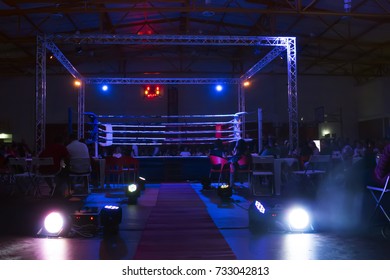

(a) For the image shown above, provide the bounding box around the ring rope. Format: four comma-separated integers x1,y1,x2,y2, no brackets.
93,112,246,119
85,111,247,150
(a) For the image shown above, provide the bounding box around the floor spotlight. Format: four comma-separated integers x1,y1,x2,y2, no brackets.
248,200,314,233
217,183,232,199
100,205,122,235
37,211,71,238
248,200,270,232
125,183,141,204
286,207,313,232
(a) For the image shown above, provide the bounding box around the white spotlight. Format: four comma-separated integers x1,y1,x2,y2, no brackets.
127,183,137,193
125,183,141,204
287,207,311,231
38,211,69,237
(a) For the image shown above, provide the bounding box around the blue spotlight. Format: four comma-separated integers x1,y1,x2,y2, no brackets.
101,85,109,92
215,84,223,92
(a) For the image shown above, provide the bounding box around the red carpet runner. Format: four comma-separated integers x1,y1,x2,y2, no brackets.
133,183,236,259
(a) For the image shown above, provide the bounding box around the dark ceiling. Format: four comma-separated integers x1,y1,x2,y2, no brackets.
0,0,389,84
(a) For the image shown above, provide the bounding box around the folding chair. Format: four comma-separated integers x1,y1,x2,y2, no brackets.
68,158,92,195
121,156,139,184
232,155,252,187
31,157,61,197
366,175,390,225
251,156,275,196
208,155,230,186
7,157,34,196
104,156,124,187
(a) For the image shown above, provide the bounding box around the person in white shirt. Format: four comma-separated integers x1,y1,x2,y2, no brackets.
66,134,91,194
66,134,90,159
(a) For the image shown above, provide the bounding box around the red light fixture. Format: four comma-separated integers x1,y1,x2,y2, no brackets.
144,85,162,99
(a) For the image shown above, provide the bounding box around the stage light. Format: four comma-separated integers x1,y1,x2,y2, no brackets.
243,80,250,87
100,204,122,234
286,207,312,232
215,85,223,92
248,200,314,233
37,211,71,238
144,85,162,99
217,183,232,199
248,200,269,232
74,80,82,87
125,183,141,204
128,183,137,192
101,85,108,91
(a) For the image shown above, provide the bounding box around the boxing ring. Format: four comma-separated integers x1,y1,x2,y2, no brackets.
85,111,252,184
85,111,248,158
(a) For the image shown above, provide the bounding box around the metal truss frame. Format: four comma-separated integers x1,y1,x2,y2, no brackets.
36,34,298,154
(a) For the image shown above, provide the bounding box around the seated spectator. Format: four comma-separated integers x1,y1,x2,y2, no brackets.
374,142,390,186
112,146,123,158
152,141,160,156
308,140,320,155
210,139,226,158
66,133,90,160
131,144,139,157
229,138,250,187
353,140,365,158
179,146,191,157
319,139,332,155
66,134,91,193
260,137,280,158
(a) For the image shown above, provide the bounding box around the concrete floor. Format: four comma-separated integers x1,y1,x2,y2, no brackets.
0,181,390,260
